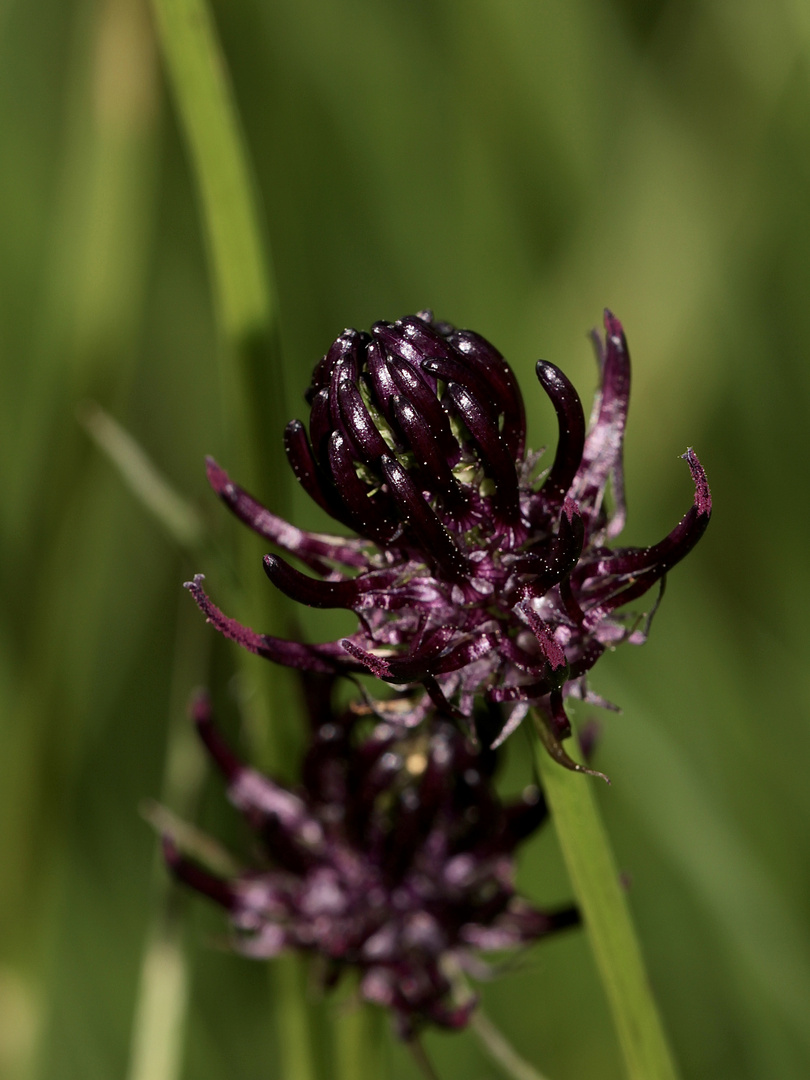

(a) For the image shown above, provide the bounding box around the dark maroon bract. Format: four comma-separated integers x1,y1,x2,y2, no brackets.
186,310,711,769
165,689,578,1035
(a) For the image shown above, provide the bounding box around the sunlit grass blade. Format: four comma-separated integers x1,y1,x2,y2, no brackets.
531,710,680,1080
148,0,270,339
148,0,286,499
126,591,210,1080
126,931,188,1080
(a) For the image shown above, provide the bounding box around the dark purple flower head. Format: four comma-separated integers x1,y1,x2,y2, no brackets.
186,311,711,766
165,689,577,1036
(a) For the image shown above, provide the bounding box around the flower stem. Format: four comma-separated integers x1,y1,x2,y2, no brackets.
407,1037,442,1080
469,1009,552,1080
272,955,317,1080
126,928,189,1080
148,0,312,1075
335,998,385,1080
530,710,680,1080
127,592,209,1080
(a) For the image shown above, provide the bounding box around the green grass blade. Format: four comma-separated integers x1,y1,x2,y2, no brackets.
469,1010,552,1080
79,401,206,554
126,929,189,1080
531,711,680,1080
126,591,210,1080
335,995,385,1080
272,956,318,1080
147,2,315,1076
148,0,270,342
148,0,288,505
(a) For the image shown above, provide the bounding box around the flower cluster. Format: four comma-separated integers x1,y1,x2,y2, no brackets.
187,310,711,764
165,687,578,1036
168,309,710,1035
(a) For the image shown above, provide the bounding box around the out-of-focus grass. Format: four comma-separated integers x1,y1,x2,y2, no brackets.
2,1,810,1078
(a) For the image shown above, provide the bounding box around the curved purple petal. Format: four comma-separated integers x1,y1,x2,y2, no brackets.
566,638,606,679
336,379,390,462
502,787,549,845
500,904,580,940
570,310,631,535
338,638,396,680
340,626,463,682
515,603,567,672
447,329,526,458
264,555,403,612
284,420,344,520
380,456,468,581
184,575,362,673
429,632,500,676
365,340,398,422
206,457,368,570
533,696,610,783
387,355,459,464
534,361,586,508
192,691,241,783
163,837,235,909
193,699,325,863
441,380,520,521
263,554,361,609
327,432,397,544
581,448,711,620
397,314,458,359
487,680,554,704
423,676,464,718
379,625,457,676
308,388,333,459
307,328,364,399
390,394,463,506
512,499,584,595
420,356,496,420
372,316,455,369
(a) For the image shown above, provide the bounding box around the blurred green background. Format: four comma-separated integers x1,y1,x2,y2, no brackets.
2,0,810,1077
